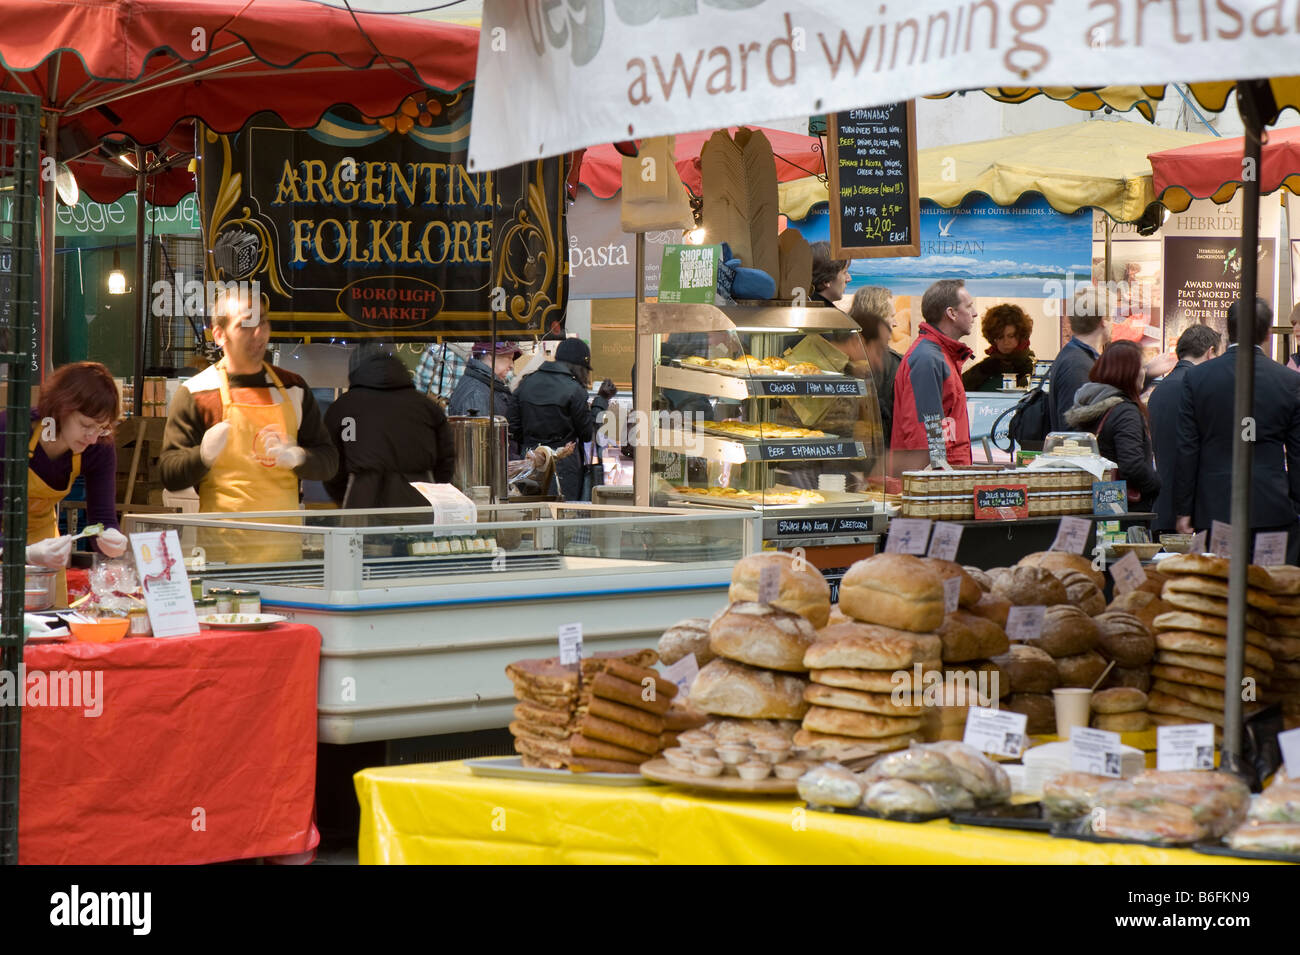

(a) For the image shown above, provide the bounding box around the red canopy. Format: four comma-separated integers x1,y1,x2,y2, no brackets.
579,126,825,199
0,0,478,202
1149,125,1300,212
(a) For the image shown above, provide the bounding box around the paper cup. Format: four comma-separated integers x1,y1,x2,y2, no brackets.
1052,688,1092,739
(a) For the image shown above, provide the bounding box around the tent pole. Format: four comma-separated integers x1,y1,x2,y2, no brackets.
132,147,147,417
41,110,58,379
1223,80,1271,775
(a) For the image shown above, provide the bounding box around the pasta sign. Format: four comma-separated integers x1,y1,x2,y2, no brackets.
200,93,567,342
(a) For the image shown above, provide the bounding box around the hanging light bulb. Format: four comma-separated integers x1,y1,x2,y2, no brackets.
107,246,127,294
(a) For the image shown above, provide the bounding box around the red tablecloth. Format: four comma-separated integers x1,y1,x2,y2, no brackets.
17,624,321,864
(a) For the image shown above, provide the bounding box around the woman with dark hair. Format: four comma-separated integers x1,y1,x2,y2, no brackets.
961,303,1035,391
1063,340,1160,512
0,361,127,603
809,240,850,307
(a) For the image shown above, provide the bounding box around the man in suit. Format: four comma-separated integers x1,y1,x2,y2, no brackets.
1174,298,1300,563
1149,324,1221,533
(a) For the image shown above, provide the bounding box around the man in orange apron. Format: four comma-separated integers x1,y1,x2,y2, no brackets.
159,294,338,565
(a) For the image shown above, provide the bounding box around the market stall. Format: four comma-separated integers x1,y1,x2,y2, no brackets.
18,623,320,864
354,760,1276,866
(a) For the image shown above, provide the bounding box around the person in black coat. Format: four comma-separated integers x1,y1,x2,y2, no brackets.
1063,340,1160,513
509,338,614,501
324,345,454,508
1174,298,1300,562
1147,324,1221,533
1047,288,1108,433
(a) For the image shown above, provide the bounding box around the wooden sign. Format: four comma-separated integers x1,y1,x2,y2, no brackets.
973,484,1029,521
826,101,920,259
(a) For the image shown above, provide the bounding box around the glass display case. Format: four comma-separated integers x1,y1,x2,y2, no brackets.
633,302,889,547
123,504,756,743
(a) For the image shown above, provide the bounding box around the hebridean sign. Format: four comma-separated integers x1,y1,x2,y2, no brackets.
200,91,567,342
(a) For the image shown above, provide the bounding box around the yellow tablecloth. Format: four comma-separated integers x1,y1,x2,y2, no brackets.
355,761,1279,865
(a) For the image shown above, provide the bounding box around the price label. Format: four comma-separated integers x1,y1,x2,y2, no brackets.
927,521,964,561
558,622,584,665
1156,723,1216,771
1050,516,1092,555
1280,726,1300,779
660,653,700,698
963,706,1029,758
758,563,781,604
1254,531,1288,567
1189,530,1207,554
943,575,961,613
885,518,932,555
1210,520,1232,558
1005,605,1046,642
1070,726,1124,778
1109,550,1147,595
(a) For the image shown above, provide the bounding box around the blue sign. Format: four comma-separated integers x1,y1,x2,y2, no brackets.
1093,480,1129,515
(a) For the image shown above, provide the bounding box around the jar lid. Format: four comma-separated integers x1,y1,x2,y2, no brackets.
128,607,148,616
229,588,260,597
206,587,233,595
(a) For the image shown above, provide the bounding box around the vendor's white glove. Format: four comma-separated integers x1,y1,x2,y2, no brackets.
273,444,307,470
97,527,129,558
27,535,73,569
200,421,232,467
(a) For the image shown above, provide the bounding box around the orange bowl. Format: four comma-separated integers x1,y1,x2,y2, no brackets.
69,618,129,643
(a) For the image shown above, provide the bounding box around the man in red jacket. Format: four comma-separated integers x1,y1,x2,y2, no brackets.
892,279,977,470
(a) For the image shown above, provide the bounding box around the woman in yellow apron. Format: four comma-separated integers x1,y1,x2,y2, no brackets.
10,362,129,605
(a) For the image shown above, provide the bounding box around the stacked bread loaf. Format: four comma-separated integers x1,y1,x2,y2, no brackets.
797,554,943,756
689,552,826,744
1264,566,1300,729
1090,686,1150,732
923,558,1009,737
1144,554,1275,731
506,649,691,773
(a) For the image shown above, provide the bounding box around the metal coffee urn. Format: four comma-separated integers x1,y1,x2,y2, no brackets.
448,416,509,501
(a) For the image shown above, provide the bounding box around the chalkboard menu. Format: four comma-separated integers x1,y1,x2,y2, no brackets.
973,484,1029,520
826,101,921,259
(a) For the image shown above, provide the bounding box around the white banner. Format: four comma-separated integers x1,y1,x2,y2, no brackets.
470,0,1300,170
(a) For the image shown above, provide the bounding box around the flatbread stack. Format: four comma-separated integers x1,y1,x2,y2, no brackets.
794,554,946,756
1264,565,1300,729
1144,554,1276,731
506,650,692,773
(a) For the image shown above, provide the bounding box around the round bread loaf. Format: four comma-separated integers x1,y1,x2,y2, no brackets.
801,705,925,739
992,566,1069,607
1092,686,1148,714
1021,605,1099,657
984,567,1012,590
1058,568,1105,616
1004,692,1056,735
1055,649,1109,688
810,661,942,693
658,617,714,666
1093,711,1150,732
838,554,944,632
936,610,1010,663
689,658,810,719
968,592,1012,628
1018,551,1105,589
992,644,1060,693
729,551,831,628
1157,553,1273,590
1154,631,1275,672
803,622,942,671
939,660,1010,703
1107,590,1157,615
918,558,982,609
1102,665,1152,693
802,683,926,716
1094,611,1156,667
963,566,993,592
708,602,818,671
